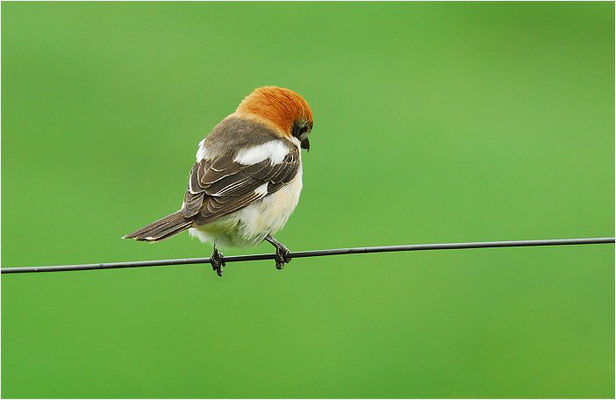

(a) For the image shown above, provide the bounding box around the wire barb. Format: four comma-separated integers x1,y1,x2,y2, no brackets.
1,237,613,274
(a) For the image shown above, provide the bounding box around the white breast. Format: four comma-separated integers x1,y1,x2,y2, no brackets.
235,164,303,245
189,164,303,248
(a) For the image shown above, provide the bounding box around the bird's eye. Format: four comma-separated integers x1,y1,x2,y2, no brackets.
293,122,310,140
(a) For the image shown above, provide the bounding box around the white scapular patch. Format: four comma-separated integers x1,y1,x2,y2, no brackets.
196,139,207,162
234,141,289,166
254,182,269,196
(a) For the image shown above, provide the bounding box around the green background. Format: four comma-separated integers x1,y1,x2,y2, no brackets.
2,2,614,398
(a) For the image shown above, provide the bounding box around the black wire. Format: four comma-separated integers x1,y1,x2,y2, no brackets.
1,237,613,274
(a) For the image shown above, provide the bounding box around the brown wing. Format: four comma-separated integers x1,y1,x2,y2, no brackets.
183,146,300,226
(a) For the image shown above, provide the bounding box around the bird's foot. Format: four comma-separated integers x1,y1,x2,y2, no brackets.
210,248,226,277
274,244,292,270
265,236,292,270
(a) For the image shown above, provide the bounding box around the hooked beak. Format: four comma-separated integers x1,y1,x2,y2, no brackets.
301,137,310,152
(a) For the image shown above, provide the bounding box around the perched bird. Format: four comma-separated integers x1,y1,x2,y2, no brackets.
123,86,313,276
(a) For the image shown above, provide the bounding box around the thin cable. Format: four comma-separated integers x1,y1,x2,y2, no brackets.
1,237,613,274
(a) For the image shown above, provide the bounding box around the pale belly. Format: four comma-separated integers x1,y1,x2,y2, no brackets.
189,166,303,248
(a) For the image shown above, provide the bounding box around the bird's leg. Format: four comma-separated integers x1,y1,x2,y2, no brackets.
265,235,292,270
210,246,225,277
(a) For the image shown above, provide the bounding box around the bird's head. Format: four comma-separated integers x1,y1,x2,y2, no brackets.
236,86,313,151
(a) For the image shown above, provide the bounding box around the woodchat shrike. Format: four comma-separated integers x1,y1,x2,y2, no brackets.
124,86,314,276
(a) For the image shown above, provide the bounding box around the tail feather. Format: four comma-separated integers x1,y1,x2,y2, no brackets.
123,211,192,242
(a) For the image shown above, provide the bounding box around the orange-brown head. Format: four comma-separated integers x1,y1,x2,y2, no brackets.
236,86,314,151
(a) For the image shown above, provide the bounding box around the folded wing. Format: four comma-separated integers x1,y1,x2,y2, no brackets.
183,145,300,226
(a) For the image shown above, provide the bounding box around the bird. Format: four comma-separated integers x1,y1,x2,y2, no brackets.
123,86,313,276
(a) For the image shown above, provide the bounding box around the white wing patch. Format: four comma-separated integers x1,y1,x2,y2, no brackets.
254,182,269,196
234,141,290,166
196,139,207,162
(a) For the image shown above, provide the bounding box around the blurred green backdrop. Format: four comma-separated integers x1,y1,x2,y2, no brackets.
2,2,614,398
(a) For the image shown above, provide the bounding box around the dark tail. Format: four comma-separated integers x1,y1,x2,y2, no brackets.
123,211,192,242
